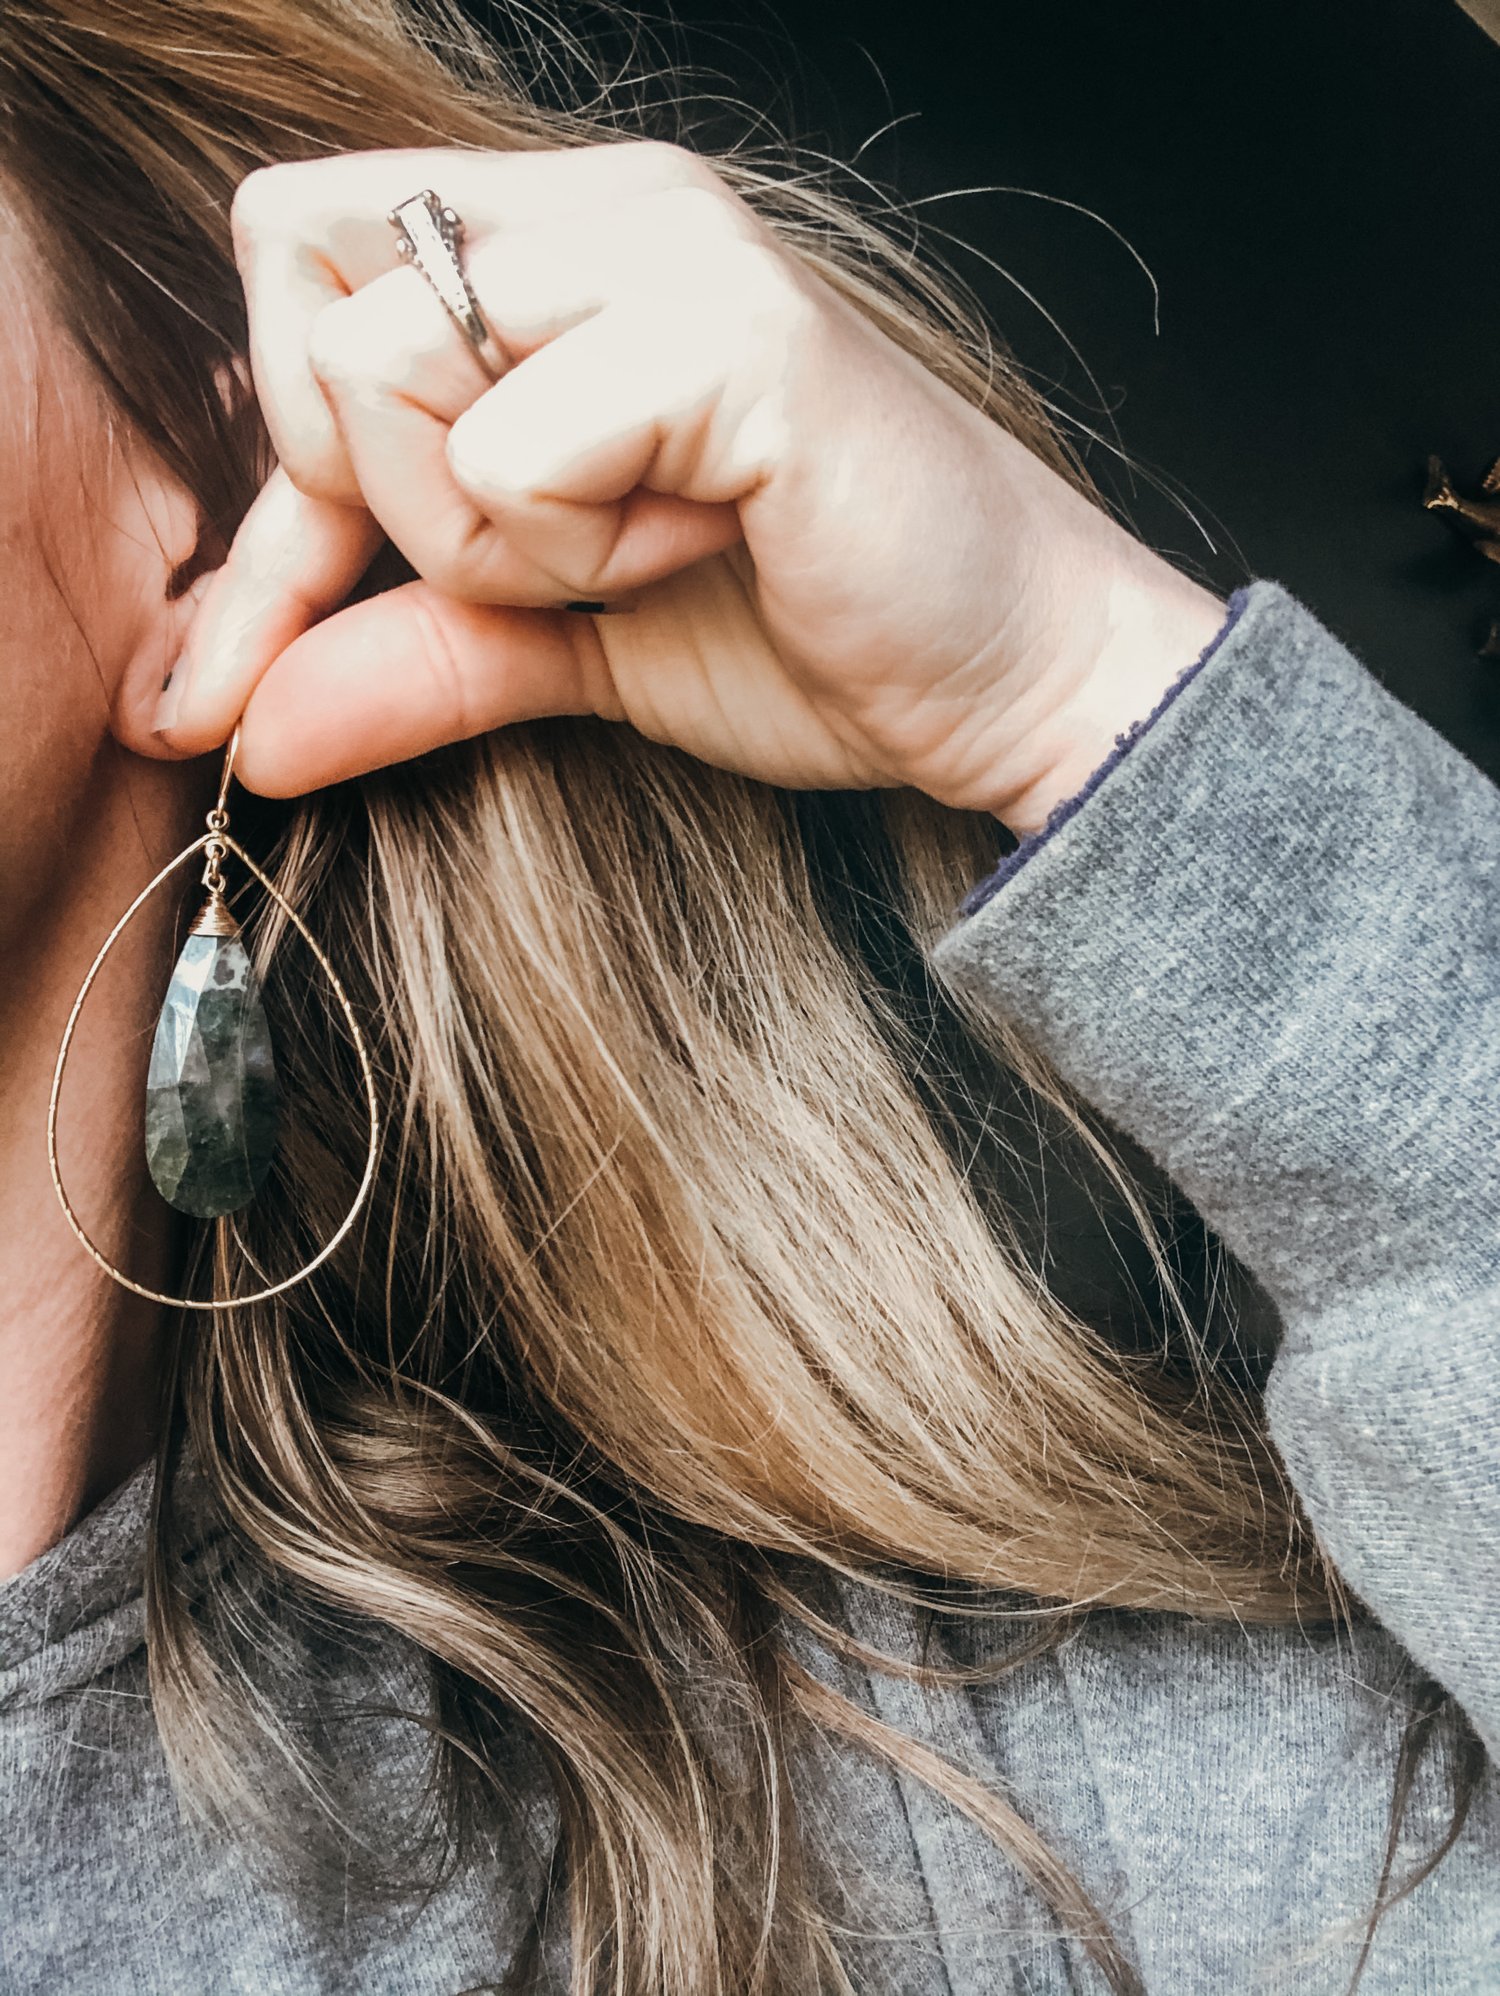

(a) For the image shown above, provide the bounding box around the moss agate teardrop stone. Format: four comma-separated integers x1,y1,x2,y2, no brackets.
145,932,278,1219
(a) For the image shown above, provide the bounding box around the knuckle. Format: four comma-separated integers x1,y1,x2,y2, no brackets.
554,557,608,601
406,591,478,738
445,416,514,506
277,438,360,506
305,292,369,390
739,240,814,321
229,162,299,254
422,542,485,602
406,501,495,602
625,137,719,192
650,179,740,240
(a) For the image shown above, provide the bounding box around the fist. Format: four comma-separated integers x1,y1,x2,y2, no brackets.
154,142,1222,832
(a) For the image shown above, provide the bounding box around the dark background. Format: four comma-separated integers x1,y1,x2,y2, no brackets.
478,0,1500,1354
543,0,1500,772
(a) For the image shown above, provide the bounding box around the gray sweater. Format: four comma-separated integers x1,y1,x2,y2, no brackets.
2,580,1497,1994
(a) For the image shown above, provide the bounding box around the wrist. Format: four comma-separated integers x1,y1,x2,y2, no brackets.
989,559,1229,838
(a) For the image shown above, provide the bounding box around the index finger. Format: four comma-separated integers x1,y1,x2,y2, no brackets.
154,467,383,753
230,141,711,499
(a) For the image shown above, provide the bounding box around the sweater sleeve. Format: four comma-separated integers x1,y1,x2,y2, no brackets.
929,578,1500,1753
960,584,1251,914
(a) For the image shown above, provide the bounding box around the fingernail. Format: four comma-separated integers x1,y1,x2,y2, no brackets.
153,572,215,737
153,657,187,735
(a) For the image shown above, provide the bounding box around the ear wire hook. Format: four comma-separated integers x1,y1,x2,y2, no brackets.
213,723,241,823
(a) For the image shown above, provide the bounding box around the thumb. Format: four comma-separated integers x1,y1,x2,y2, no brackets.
233,579,607,797
153,468,384,753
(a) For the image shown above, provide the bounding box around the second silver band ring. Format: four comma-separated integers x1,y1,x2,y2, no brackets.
388,188,509,380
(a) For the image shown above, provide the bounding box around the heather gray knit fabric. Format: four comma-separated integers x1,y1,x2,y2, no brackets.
3,579,1497,1994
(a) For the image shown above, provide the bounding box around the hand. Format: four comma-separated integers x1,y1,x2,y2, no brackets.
154,143,1225,834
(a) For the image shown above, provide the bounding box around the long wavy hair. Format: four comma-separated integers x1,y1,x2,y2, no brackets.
2,2,1481,1991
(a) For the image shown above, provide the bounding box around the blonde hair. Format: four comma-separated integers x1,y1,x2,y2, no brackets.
1,3,1475,1990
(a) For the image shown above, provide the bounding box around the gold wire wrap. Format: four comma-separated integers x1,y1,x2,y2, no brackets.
47,825,381,1314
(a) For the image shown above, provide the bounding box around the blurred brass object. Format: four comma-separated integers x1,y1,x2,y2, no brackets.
1423,455,1500,653
1423,454,1500,561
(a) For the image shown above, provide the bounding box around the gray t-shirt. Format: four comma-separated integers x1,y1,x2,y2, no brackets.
3,581,1497,1993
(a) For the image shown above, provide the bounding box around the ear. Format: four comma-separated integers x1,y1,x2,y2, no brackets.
108,354,252,758
107,451,224,761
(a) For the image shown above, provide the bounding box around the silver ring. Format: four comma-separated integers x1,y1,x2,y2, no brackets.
387,188,509,380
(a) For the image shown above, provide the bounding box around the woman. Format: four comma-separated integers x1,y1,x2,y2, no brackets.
1,1,1494,1992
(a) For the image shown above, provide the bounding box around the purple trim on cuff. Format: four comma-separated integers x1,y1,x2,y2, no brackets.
957,585,1252,918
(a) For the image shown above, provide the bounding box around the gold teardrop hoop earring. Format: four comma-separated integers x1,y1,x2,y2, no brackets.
48,727,380,1312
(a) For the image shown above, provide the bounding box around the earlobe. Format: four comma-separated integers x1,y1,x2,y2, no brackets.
111,562,220,761
104,429,225,761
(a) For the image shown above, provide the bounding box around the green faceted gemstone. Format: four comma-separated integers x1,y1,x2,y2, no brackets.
145,932,278,1219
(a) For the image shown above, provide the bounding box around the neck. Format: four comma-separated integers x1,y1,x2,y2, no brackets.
0,745,203,1577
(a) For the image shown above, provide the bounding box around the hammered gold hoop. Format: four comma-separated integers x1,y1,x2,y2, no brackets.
48,826,380,1314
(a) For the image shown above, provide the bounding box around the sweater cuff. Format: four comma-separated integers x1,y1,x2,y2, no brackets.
959,585,1252,917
